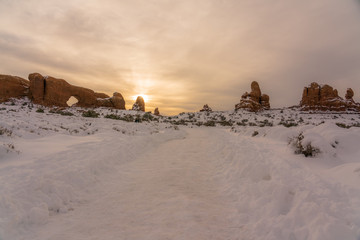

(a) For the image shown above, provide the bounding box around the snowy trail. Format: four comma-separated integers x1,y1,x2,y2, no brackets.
34,128,241,240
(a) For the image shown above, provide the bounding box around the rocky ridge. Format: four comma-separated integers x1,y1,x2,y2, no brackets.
1,73,125,109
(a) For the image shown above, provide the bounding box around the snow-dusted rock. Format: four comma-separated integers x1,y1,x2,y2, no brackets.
235,81,270,112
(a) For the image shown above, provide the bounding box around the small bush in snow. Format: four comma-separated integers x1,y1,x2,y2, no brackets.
50,109,74,116
291,133,320,157
0,127,13,137
236,122,246,126
173,119,187,125
336,122,360,128
134,115,142,123
60,111,74,116
82,110,99,118
121,114,134,122
258,119,273,127
252,131,259,137
279,121,298,128
105,114,121,120
204,121,216,127
336,123,350,129
218,120,233,126
36,108,44,113
142,112,154,122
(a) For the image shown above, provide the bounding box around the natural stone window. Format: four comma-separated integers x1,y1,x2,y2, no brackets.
66,96,78,107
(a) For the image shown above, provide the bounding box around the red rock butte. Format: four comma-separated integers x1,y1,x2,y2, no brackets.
0,73,125,109
300,82,360,111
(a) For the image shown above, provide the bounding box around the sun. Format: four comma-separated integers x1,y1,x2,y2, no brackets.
132,94,150,102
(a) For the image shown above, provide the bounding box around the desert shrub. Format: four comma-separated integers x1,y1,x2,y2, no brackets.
248,122,257,126
82,110,99,118
204,120,216,127
219,115,226,121
336,122,360,128
120,114,134,122
336,123,350,129
49,109,74,116
258,119,273,127
0,127,12,136
36,108,44,113
279,121,298,128
105,114,121,120
134,115,142,123
252,131,259,137
237,122,246,126
173,119,187,125
142,112,154,122
290,133,320,157
60,111,74,116
218,120,233,126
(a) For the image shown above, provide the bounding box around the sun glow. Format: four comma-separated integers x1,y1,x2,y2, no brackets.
132,94,150,102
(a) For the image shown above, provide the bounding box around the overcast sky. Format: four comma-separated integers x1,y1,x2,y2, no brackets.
1,0,360,114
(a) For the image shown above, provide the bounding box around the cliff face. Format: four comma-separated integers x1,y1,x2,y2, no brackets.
1,73,125,109
300,82,360,111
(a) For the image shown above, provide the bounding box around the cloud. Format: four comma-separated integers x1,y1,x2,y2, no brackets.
1,0,360,114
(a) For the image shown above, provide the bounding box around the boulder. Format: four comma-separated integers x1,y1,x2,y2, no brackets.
0,74,29,102
200,104,212,112
132,96,145,111
235,81,270,112
300,82,360,111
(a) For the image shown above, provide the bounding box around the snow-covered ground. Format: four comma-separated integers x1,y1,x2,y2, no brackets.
1,98,360,240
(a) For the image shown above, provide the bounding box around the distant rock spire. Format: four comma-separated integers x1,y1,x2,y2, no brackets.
132,96,145,111
235,81,270,112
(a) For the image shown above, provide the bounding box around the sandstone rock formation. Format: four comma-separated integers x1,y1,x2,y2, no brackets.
345,88,354,100
0,74,30,102
300,82,360,111
1,73,126,109
200,104,212,112
132,96,145,111
235,81,270,112
154,107,160,116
